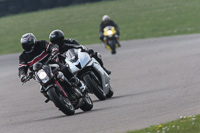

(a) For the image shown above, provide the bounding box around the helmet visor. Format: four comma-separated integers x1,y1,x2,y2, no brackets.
22,43,34,53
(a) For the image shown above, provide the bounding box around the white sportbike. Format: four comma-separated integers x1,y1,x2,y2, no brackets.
64,48,114,100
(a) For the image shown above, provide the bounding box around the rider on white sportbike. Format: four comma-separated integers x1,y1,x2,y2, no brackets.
49,29,111,75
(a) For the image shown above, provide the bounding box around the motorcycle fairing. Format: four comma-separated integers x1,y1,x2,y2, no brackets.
65,50,91,74
65,49,111,94
91,58,110,94
103,26,116,36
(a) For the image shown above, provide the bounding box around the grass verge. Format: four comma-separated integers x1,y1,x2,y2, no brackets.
128,115,200,133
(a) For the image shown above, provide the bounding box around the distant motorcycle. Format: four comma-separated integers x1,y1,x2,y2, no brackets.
64,48,114,100
103,26,120,54
22,53,93,116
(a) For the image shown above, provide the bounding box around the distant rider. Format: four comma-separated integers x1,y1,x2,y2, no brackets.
49,29,111,75
99,15,121,47
18,33,87,93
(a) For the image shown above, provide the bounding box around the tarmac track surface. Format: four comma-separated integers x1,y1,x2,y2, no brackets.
1,34,200,133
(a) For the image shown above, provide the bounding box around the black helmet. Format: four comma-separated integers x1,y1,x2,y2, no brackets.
21,33,37,53
49,29,64,45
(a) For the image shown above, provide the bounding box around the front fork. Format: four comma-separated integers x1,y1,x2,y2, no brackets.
40,71,70,102
56,71,83,99
40,81,68,103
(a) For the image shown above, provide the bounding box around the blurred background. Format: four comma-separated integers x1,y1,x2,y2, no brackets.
0,0,199,55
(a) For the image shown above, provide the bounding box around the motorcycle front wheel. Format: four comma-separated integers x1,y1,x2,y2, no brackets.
83,73,106,100
108,39,116,54
106,85,114,98
47,86,75,116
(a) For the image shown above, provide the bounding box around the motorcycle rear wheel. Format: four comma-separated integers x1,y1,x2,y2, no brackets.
80,93,93,111
47,87,75,116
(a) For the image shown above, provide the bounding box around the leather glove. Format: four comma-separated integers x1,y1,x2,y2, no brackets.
80,45,88,52
87,49,94,55
114,34,119,38
51,48,58,56
20,74,27,82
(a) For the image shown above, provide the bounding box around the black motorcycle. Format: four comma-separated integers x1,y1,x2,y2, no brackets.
22,53,93,116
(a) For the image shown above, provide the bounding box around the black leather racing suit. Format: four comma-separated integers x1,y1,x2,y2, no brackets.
57,39,108,73
58,39,85,54
18,40,56,77
18,40,74,80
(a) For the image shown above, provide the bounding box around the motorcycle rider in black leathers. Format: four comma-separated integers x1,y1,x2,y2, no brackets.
18,33,87,94
49,29,111,75
99,15,121,47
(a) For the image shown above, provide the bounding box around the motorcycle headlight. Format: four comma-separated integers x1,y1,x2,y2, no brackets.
37,69,49,83
107,30,113,37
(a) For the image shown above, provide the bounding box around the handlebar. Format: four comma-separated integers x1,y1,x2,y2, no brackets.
22,53,60,85
45,53,60,65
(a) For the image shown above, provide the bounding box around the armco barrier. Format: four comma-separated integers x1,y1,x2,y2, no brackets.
72,0,102,4
56,0,72,7
7,0,23,14
23,0,40,12
40,0,56,9
0,0,102,17
0,0,7,16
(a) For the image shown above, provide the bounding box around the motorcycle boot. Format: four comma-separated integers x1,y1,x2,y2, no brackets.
59,64,86,92
117,40,121,47
70,77,87,93
79,80,88,94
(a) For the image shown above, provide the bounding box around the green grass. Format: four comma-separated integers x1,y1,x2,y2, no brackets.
1,0,200,55
127,115,200,133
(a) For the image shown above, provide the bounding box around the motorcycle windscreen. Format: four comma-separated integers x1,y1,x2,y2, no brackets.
78,51,91,68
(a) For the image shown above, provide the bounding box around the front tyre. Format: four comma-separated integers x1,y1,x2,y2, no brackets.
83,74,106,100
109,39,116,54
106,86,114,98
47,87,75,116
